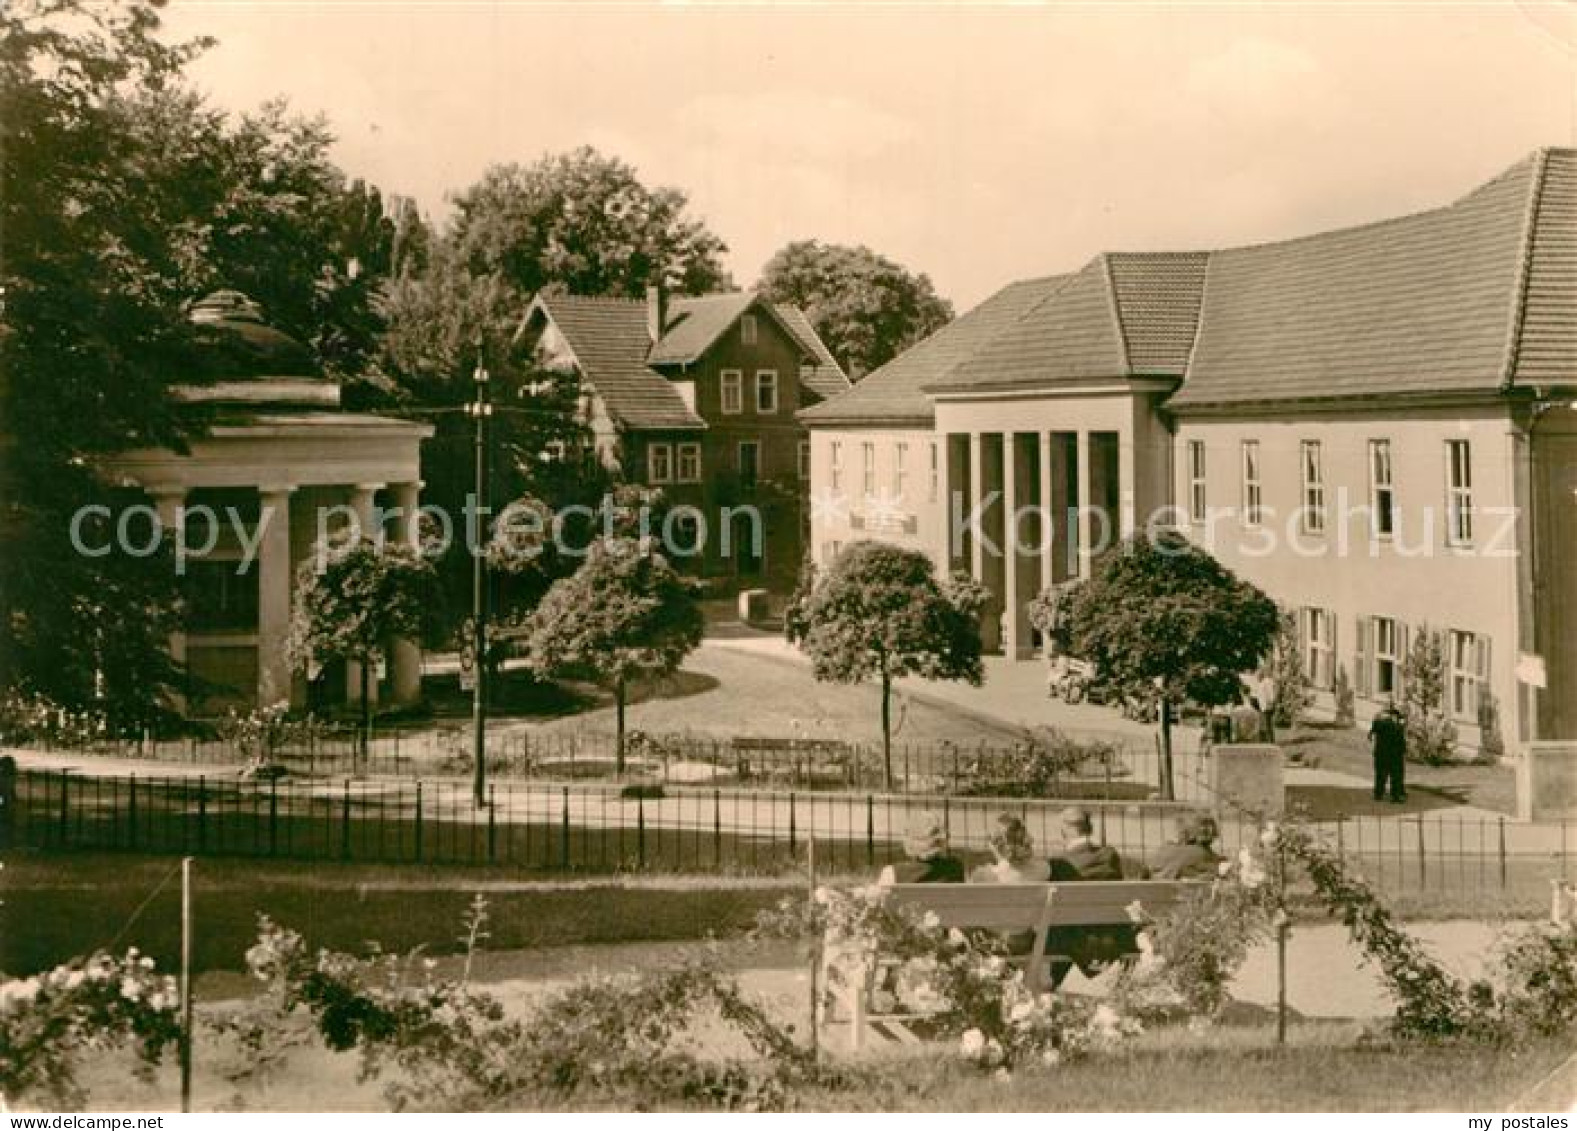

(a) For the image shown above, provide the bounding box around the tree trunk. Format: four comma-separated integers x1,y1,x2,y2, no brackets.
880,669,893,791
358,658,371,771
1158,697,1175,801
615,675,627,776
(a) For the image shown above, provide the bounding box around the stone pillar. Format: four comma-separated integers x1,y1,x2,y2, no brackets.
389,480,423,706
150,486,188,711
1076,431,1094,578
967,432,985,584
256,485,296,708
1118,425,1138,539
346,483,384,707
1002,435,1020,658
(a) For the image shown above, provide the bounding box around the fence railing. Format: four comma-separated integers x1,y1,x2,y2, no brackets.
3,769,1567,902
14,726,1212,804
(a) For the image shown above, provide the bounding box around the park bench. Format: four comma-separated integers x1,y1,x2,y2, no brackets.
826,880,1202,1049
731,736,856,787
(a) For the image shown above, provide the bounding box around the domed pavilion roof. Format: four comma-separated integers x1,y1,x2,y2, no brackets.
176,290,338,408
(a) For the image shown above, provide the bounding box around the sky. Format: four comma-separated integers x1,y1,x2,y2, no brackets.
161,1,1577,310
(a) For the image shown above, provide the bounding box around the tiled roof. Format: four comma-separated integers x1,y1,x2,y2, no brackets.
647,293,757,366
1512,148,1577,387
1172,153,1544,408
532,291,849,430
776,304,854,402
536,294,704,430
798,275,1072,425
809,147,1574,422
1107,251,1210,376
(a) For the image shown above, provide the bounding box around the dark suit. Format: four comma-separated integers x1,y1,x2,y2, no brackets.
1045,838,1143,983
1149,842,1222,879
888,855,965,883
1369,711,1408,802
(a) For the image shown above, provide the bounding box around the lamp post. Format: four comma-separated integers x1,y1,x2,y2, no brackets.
467,342,493,807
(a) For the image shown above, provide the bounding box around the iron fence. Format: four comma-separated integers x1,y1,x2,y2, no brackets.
3,769,1568,902
14,726,1212,804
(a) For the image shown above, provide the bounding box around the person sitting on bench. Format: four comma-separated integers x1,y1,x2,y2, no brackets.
1047,806,1146,880
878,812,965,884
1149,812,1223,879
1044,806,1146,983
969,813,1050,955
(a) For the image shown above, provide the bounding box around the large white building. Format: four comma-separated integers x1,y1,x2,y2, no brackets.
802,149,1577,750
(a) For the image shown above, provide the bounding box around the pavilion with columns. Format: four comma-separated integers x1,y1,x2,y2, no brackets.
100,291,433,714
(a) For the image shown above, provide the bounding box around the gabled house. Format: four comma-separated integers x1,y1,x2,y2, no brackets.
516,288,849,590
802,147,1577,751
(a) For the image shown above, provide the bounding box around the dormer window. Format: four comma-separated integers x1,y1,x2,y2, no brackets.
740,314,758,345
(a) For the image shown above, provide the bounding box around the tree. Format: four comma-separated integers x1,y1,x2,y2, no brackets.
1,0,213,722
447,147,730,299
787,541,986,788
1258,606,1312,729
285,539,435,762
1064,532,1279,801
1400,625,1457,766
757,240,954,379
521,539,703,772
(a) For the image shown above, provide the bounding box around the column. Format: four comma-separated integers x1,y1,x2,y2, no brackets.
968,433,985,583
256,485,296,708
1002,435,1021,659
1039,432,1055,603
1119,424,1138,539
1076,431,1094,579
346,483,385,707
389,480,423,706
150,485,188,711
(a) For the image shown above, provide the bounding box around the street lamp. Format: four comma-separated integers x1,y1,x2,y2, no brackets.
466,341,493,807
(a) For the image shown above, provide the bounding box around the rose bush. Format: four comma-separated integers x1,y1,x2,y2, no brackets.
0,949,182,1108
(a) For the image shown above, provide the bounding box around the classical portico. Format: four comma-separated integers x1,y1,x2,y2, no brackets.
98,291,433,713
935,382,1173,658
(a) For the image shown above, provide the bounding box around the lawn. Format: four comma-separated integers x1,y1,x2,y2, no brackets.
1279,720,1518,815
817,1030,1576,1112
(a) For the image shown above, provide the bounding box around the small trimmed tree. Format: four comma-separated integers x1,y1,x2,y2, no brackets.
285,538,435,763
787,541,986,788
521,538,703,772
1065,532,1279,800
1259,605,1312,729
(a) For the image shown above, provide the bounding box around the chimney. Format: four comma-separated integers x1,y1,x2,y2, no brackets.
646,283,667,343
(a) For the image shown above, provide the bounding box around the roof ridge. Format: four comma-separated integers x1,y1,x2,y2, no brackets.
1099,253,1133,373
1499,147,1551,390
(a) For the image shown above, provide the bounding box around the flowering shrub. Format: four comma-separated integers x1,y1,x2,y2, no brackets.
213,702,324,773
0,689,107,748
0,949,182,1109
959,728,1121,797
762,883,1139,1075
224,909,823,1112
1113,844,1278,1023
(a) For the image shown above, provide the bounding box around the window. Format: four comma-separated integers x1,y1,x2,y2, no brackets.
894,442,909,497
1369,439,1395,539
1240,440,1262,527
1372,616,1400,698
647,442,673,484
823,541,842,566
1446,439,1473,545
755,370,779,414
720,369,743,415
1450,630,1490,720
1300,440,1325,534
830,442,842,491
798,440,810,481
862,442,876,497
740,314,758,346
1301,607,1336,690
929,442,939,503
185,559,258,633
1187,440,1207,525
738,441,760,490
676,442,701,483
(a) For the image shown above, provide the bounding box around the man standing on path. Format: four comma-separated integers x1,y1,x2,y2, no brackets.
1369,700,1408,804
